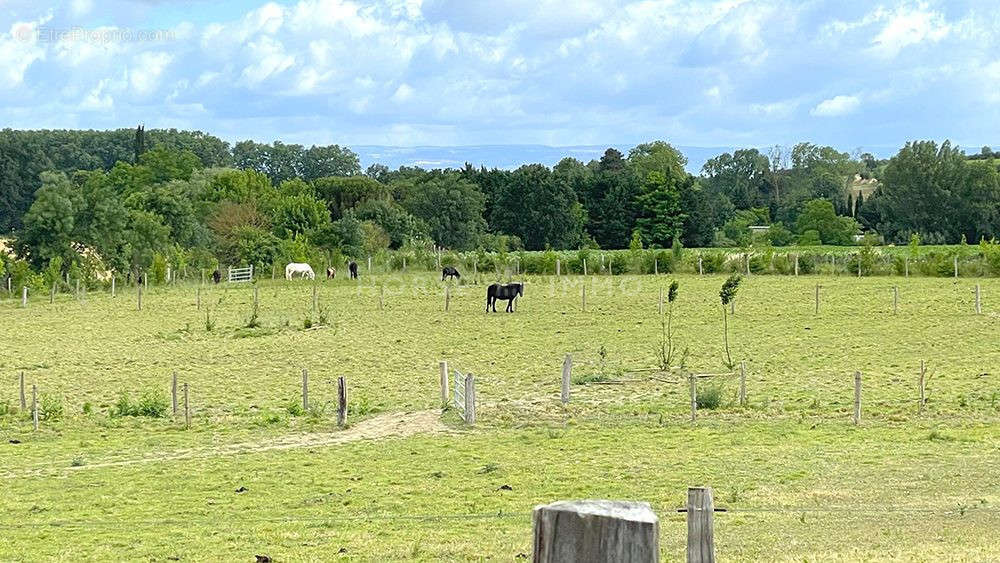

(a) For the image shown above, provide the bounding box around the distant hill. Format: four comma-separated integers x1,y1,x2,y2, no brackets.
353,144,900,175
353,144,739,174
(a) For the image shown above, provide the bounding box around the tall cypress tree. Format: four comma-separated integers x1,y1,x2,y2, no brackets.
133,124,145,164
847,193,854,217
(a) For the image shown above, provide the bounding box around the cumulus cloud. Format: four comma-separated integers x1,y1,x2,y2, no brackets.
0,0,997,150
810,95,861,117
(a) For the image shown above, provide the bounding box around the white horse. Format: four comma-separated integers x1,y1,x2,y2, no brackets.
285,263,315,280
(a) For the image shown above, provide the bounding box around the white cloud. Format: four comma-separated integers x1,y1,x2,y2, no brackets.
79,78,113,111
70,0,94,18
0,18,50,87
240,36,295,86
870,4,950,58
129,51,173,95
391,83,414,102
810,95,861,117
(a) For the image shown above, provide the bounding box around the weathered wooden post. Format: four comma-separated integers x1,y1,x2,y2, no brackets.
166,267,171,284
312,284,318,313
301,368,309,411
853,371,862,425
532,500,659,563
583,258,588,276
814,283,820,315
893,286,899,314
49,282,55,304
337,376,347,428
272,264,276,280
689,373,697,423
111,276,116,298
32,384,38,431
183,383,190,428
686,487,716,563
918,360,926,414
171,371,178,416
698,255,703,275
794,254,799,276
464,373,476,425
21,286,27,308
905,257,909,277
745,254,750,276
445,285,450,312
439,361,449,404
19,372,26,411
561,355,572,405
738,361,747,407
144,272,148,291
654,258,658,275
975,284,982,314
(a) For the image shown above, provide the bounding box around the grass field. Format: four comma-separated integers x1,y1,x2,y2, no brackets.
2,271,999,561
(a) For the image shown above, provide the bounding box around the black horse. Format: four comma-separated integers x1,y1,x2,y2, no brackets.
348,261,359,279
486,283,523,312
212,269,222,284
442,266,461,281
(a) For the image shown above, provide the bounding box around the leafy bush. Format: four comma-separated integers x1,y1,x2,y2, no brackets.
699,252,725,273
285,399,306,417
39,394,63,422
111,391,168,418
696,385,724,410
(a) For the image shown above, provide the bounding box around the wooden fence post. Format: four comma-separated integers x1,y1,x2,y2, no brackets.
893,286,898,314
171,371,178,416
312,284,318,313
853,371,862,425
532,500,659,563
464,373,476,425
814,283,820,315
738,361,747,407
686,487,716,563
698,255,703,275
111,276,116,298
794,254,799,276
654,258,658,275
337,376,347,428
745,254,750,276
975,284,982,314
183,383,190,428
561,355,572,405
689,373,697,423
439,361,449,404
302,368,309,411
196,287,201,310
32,384,38,431
905,257,909,277
445,285,450,312
583,258,588,276
21,286,27,308
19,371,26,411
918,360,926,414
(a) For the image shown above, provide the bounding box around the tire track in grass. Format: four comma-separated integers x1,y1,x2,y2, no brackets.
2,409,450,478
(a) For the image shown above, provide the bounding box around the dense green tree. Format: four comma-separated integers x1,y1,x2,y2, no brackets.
399,173,485,250
795,199,858,245
488,164,586,250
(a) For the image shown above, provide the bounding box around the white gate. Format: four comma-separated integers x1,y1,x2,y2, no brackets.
228,265,254,283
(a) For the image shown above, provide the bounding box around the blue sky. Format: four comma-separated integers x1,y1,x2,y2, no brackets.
1,0,998,161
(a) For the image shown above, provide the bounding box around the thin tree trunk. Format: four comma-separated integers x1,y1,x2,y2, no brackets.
722,305,732,368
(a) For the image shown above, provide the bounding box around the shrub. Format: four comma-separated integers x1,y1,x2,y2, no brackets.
285,399,306,417
700,252,725,273
111,391,168,418
696,384,724,410
39,394,63,422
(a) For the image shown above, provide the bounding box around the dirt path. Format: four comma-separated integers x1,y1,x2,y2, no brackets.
3,409,449,478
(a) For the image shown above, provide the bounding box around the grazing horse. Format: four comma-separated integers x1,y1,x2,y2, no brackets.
285,263,315,280
348,261,359,279
442,266,461,281
486,283,523,313
326,267,336,279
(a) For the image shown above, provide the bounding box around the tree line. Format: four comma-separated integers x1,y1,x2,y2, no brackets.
1,127,998,283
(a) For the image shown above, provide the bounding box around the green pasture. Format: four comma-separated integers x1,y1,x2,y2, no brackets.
1,272,998,561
